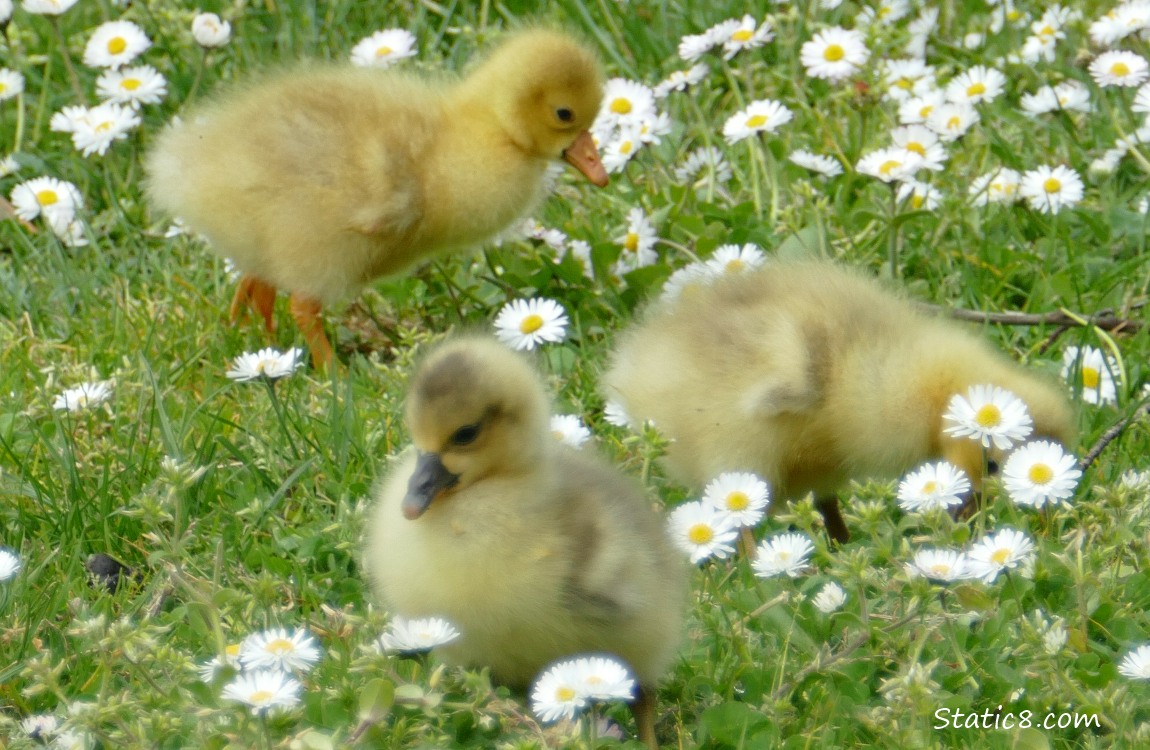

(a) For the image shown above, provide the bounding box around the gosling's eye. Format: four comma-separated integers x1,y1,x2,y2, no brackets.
986,459,1000,476
556,107,574,123
450,423,482,446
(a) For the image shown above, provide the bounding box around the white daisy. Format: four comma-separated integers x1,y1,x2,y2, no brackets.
0,547,21,581
660,262,715,303
550,414,591,448
1002,440,1082,509
601,128,644,174
969,168,1022,206
788,149,843,177
0,68,24,102
856,147,923,183
82,20,151,69
95,65,167,107
0,155,17,178
812,581,847,613
882,58,936,102
1134,81,1150,113
654,64,709,98
721,15,774,60
667,500,738,564
891,125,947,171
1118,644,1150,679
1019,164,1084,215
53,728,91,750
598,78,656,128
675,146,732,188
705,244,767,277
20,714,59,740
239,627,322,673
603,400,633,428
898,90,946,125
191,12,232,48
561,239,594,280
350,29,417,68
572,656,636,702
67,102,142,157
945,65,1007,105
896,180,942,211
897,461,971,512
926,103,980,142
614,207,658,274
226,347,306,381
637,112,671,145
966,528,1036,584
493,298,568,351
801,26,869,82
942,384,1034,450
53,381,112,412
1061,345,1118,405
1090,50,1150,87
721,99,793,145
1020,82,1091,115
20,0,78,14
46,214,88,248
906,548,969,582
678,30,718,62
198,643,243,682
753,532,815,579
531,660,588,723
703,471,770,528
377,616,460,654
1020,34,1058,64
10,176,82,223
221,670,302,715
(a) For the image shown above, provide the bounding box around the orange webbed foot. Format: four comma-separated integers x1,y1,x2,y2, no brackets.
230,275,278,333
289,292,335,370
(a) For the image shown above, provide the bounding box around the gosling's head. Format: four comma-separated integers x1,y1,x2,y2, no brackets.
401,337,551,519
471,29,607,186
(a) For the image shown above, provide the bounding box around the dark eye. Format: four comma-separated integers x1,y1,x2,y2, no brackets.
556,107,574,123
450,423,482,446
986,459,1000,476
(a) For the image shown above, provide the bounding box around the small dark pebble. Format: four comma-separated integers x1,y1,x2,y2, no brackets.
85,553,138,593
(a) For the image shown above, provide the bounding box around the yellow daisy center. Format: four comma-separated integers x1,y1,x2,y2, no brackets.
122,78,142,91
375,46,394,57
552,430,565,441
556,686,577,702
1082,366,1101,389
37,189,59,207
610,97,633,115
1039,24,1055,37
745,114,768,128
974,403,1002,428
777,550,792,562
911,194,925,209
906,142,926,156
929,564,950,577
726,491,750,511
990,548,1011,565
732,29,754,42
687,523,714,545
519,314,544,334
226,644,241,657
879,159,901,175
95,120,113,133
266,638,295,655
879,6,892,16
1028,463,1054,484
823,44,845,62
922,481,939,494
0,83,7,94
107,37,128,55
919,104,935,118
946,115,961,129
966,82,987,97
624,232,639,252
896,78,914,90
250,690,274,704
619,140,634,155
1111,62,1131,77
586,675,603,685
1043,177,1062,194
725,259,744,273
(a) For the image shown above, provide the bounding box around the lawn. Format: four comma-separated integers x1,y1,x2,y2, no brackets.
2,0,1150,748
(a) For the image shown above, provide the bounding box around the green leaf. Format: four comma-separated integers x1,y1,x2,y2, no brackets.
358,678,395,722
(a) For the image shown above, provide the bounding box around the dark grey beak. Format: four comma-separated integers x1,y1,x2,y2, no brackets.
402,452,460,520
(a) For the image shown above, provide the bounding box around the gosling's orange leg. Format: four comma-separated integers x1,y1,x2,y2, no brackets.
289,292,335,369
229,275,278,333
632,684,659,750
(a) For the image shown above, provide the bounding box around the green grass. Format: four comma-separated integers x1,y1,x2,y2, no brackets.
3,0,1150,748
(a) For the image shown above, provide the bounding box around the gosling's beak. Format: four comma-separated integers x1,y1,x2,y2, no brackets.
402,452,460,520
563,130,609,187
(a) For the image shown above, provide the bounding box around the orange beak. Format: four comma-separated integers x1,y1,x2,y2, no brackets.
563,130,609,187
